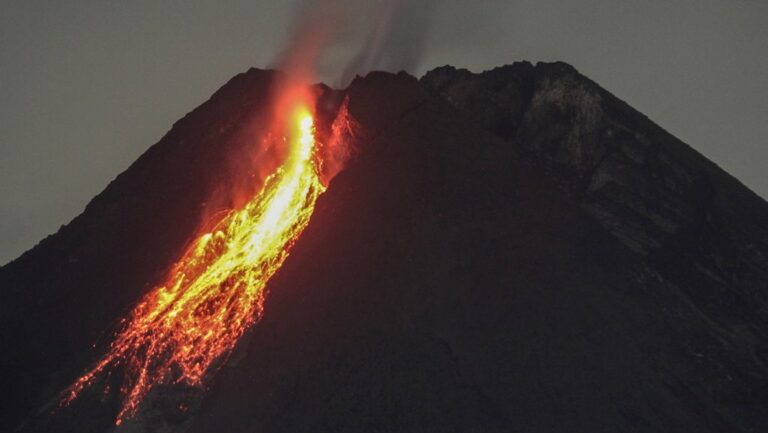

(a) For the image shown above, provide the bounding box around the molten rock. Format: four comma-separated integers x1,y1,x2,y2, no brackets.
2,63,768,433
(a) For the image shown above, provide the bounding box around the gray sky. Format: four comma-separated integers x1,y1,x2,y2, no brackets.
1,0,766,265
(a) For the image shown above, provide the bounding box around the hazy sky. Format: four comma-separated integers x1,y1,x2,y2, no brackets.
1,0,766,264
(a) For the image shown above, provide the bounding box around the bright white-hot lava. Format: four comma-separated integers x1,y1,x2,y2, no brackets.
61,99,326,425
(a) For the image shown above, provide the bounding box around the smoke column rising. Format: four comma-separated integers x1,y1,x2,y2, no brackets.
274,0,343,83
282,0,438,87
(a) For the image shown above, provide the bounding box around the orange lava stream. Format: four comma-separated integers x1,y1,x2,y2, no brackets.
61,103,325,425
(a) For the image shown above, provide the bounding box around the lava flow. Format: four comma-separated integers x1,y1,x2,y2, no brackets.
61,95,326,425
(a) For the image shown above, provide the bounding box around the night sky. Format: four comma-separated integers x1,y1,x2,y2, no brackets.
1,0,766,264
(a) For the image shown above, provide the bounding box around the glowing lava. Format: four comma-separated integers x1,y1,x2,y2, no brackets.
61,100,325,425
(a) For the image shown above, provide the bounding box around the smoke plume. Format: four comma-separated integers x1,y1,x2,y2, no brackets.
278,0,438,87
341,0,438,85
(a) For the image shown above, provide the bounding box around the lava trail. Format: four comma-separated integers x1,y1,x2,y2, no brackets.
61,97,326,425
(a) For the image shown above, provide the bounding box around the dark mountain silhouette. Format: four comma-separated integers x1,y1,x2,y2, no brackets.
2,62,767,433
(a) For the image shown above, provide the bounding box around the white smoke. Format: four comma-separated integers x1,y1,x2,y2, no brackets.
278,0,438,87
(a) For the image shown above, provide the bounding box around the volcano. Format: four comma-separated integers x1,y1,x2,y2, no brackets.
2,62,768,433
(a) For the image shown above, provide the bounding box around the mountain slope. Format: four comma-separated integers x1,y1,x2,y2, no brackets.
2,63,767,433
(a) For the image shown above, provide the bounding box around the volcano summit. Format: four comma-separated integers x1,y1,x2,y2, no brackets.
2,62,768,433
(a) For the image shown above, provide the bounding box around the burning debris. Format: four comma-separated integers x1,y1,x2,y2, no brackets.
3,4,768,433
2,61,768,433
57,1,384,423
60,94,328,424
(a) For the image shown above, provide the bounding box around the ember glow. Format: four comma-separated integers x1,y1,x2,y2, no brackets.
61,96,325,425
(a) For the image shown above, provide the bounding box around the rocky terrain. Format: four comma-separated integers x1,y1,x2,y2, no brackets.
2,62,767,433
